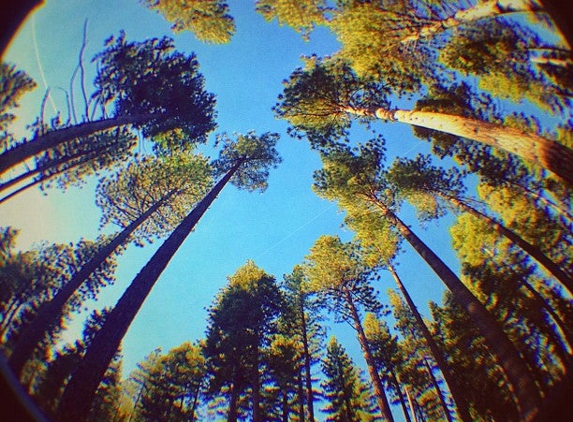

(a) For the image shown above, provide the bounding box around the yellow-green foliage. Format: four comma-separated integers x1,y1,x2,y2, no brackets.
256,0,327,39
142,0,235,44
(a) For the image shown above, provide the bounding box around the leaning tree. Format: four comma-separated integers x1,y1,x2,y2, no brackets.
56,131,282,422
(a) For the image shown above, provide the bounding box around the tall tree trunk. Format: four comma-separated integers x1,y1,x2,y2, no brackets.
282,390,289,422
1,0,44,58
372,199,541,421
405,387,420,422
228,380,239,422
387,265,473,422
56,161,243,422
422,357,453,422
299,297,315,422
390,371,412,422
519,278,573,352
349,107,573,185
445,193,573,293
343,286,395,422
0,113,151,176
0,139,121,195
252,330,261,422
401,0,543,43
297,369,306,422
8,188,178,378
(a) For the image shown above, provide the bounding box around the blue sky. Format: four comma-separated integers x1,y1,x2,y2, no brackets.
0,1,473,418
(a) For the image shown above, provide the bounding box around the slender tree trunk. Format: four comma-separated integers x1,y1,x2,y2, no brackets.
349,107,573,185
401,0,543,43
390,371,412,422
388,265,473,422
228,380,239,422
422,357,454,422
297,369,306,422
343,286,395,422
56,161,243,422
252,330,261,422
0,113,151,176
0,139,120,195
446,194,573,293
8,188,178,377
372,199,541,421
519,278,573,351
299,297,315,422
405,387,420,422
282,390,289,422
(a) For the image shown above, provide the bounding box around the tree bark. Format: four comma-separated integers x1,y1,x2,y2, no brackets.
343,286,395,422
446,194,573,294
422,357,454,422
390,370,412,422
299,296,315,422
228,380,239,422
252,330,261,422
349,107,573,185
0,139,120,195
0,114,151,176
388,265,473,422
55,161,242,422
372,199,541,421
401,0,543,44
8,188,178,378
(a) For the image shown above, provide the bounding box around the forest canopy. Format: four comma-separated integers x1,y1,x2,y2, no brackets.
0,1,572,421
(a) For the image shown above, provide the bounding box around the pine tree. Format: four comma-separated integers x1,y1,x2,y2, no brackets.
321,336,381,422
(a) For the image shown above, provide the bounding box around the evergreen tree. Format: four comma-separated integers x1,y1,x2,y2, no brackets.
141,0,235,44
8,152,213,377
56,132,281,422
204,261,283,422
276,56,573,184
0,32,217,176
321,336,381,422
312,141,542,420
304,235,391,421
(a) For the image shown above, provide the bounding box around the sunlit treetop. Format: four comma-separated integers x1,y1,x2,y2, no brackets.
212,131,282,192
140,0,236,44
92,31,217,147
96,151,213,243
255,0,329,40
0,63,36,135
328,0,439,91
275,56,389,150
439,19,573,114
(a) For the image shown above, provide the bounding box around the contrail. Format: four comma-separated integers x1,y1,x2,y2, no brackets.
32,15,58,113
256,202,337,260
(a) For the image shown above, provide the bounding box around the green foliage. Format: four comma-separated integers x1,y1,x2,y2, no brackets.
0,233,117,354
33,308,125,420
320,336,381,421
275,57,389,150
134,342,206,422
204,261,283,420
329,1,435,92
0,62,36,141
33,127,137,192
304,235,383,323
386,154,466,221
429,292,518,421
256,0,328,40
212,131,282,192
141,0,235,44
96,152,213,244
92,31,217,146
439,20,572,113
